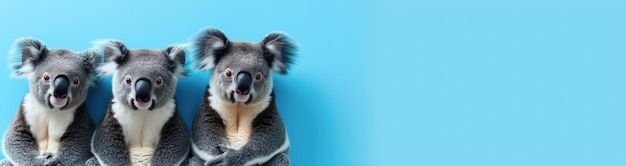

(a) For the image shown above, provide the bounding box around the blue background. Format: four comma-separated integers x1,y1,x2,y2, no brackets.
0,0,625,165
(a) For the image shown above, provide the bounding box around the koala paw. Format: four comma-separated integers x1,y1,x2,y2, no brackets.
37,152,60,166
36,152,55,160
216,144,235,154
205,153,244,166
85,157,100,166
204,156,224,166
186,156,204,166
43,159,60,166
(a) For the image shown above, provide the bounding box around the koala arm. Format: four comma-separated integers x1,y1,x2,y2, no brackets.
190,98,230,162
2,105,51,166
52,103,95,165
215,103,289,166
150,108,190,166
90,105,131,166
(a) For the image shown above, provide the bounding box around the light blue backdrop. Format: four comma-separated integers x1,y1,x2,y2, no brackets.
0,0,624,165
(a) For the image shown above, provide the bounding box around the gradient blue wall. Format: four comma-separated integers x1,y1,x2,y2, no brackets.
0,0,624,165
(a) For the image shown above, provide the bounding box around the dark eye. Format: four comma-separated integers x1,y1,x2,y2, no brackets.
125,76,132,85
42,73,50,82
155,77,163,87
225,68,233,77
72,77,80,86
255,72,263,81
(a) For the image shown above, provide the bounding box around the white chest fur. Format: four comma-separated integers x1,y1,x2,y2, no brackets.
208,89,270,150
22,93,76,155
111,98,175,164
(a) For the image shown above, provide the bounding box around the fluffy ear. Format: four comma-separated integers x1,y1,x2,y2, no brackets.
82,49,102,86
9,38,49,78
193,28,229,71
261,32,297,75
164,44,189,78
82,49,101,76
93,40,129,76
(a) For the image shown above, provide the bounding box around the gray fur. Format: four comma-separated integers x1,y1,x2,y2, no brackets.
88,102,191,166
88,103,130,165
190,91,290,166
263,153,289,166
1,38,98,165
151,108,191,164
9,38,100,110
98,40,188,110
193,29,296,105
88,40,190,165
190,29,296,165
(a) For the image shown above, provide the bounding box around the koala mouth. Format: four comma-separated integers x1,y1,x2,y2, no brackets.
131,98,155,111
47,94,69,110
230,91,253,105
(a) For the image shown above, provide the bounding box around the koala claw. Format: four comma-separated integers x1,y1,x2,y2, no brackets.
36,152,60,166
38,152,55,160
216,144,235,154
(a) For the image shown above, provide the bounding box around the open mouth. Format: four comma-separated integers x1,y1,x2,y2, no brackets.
229,91,253,104
47,94,69,110
131,98,155,110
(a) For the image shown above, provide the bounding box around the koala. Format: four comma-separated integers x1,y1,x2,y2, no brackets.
86,41,190,166
188,28,296,166
0,38,98,166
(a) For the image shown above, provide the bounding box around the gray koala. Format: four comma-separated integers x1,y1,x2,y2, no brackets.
85,41,190,166
0,38,98,166
188,29,296,166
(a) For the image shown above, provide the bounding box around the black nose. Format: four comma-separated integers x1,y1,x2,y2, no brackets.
53,75,69,98
236,71,252,95
135,78,152,102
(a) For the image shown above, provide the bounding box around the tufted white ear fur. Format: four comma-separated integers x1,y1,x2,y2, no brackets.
261,32,297,75
164,43,190,78
8,38,48,78
193,28,228,71
81,48,102,87
93,40,128,76
97,60,118,77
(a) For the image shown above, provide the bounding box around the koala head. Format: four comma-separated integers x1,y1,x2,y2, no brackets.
97,40,187,111
10,38,100,110
194,28,296,105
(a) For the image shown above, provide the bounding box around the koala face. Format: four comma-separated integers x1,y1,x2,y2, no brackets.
10,38,100,110
210,43,273,104
97,41,186,111
194,29,296,105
